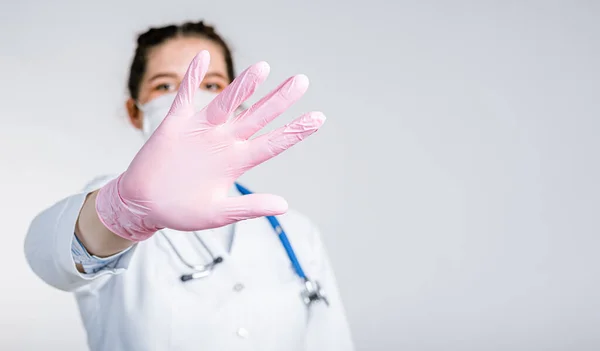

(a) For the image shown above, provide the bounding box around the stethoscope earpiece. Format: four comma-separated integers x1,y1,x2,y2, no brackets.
179,256,224,282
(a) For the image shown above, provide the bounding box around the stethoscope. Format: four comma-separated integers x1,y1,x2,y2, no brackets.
159,182,329,308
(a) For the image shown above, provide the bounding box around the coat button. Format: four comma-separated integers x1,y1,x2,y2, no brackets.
233,283,244,292
237,327,249,338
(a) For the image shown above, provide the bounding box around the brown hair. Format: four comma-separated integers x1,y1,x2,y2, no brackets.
127,20,235,100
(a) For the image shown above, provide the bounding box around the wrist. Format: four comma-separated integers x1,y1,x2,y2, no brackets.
95,174,161,242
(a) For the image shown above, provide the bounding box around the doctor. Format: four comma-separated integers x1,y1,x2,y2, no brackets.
24,21,354,351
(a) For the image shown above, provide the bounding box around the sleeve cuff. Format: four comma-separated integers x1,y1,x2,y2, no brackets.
55,191,137,283
71,233,133,274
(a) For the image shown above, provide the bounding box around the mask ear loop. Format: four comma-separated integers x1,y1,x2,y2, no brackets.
132,100,152,139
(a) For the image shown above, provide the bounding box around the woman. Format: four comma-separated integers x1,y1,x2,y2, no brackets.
24,21,354,351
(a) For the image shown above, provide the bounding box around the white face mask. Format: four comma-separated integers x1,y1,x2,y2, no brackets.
136,89,218,140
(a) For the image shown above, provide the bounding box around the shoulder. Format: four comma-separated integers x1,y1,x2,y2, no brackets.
278,208,317,233
275,207,323,254
272,208,329,277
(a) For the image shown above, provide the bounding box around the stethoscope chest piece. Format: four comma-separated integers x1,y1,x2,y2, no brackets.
301,279,329,307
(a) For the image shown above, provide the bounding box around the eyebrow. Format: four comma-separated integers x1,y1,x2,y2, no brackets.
147,71,228,82
147,72,178,82
204,72,229,80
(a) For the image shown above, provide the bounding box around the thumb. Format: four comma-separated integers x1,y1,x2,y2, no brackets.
213,194,289,226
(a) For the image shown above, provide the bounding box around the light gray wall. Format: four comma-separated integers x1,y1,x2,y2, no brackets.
1,1,599,350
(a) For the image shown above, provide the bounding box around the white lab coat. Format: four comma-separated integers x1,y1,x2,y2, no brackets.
24,176,354,351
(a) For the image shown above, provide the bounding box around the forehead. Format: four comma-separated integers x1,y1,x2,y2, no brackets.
144,36,227,79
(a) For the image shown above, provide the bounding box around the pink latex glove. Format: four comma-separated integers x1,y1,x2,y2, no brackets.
95,51,325,242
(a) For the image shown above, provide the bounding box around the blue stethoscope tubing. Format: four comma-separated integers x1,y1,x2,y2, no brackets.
173,182,328,306
234,182,307,280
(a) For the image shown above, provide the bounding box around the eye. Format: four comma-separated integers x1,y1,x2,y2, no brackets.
155,83,175,92
203,83,223,92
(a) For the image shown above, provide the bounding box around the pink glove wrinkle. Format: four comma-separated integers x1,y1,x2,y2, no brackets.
95,174,163,242
95,50,326,242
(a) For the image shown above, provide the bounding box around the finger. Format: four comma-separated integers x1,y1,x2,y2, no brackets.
212,194,288,226
168,51,211,116
231,74,309,140
245,111,326,167
204,61,270,125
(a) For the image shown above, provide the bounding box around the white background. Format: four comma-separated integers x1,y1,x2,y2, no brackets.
1,1,599,350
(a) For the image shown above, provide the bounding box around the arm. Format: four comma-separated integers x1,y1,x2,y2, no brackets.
74,188,134,270
304,226,355,351
24,176,137,292
25,53,326,291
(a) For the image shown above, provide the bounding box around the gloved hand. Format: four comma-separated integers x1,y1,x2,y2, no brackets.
95,51,325,242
